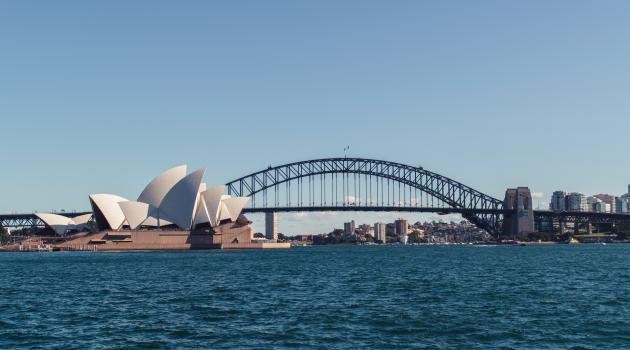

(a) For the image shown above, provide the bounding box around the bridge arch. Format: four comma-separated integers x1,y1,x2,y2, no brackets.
225,158,504,235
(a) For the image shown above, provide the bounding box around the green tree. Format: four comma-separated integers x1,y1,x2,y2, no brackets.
611,221,630,240
408,231,423,244
0,227,10,245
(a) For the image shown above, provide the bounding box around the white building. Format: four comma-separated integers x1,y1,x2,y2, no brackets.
590,198,611,213
594,194,616,213
36,165,250,234
343,220,355,241
395,219,408,244
567,192,588,211
374,222,387,243
587,196,599,212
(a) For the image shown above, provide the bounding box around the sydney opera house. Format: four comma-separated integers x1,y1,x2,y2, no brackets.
35,166,289,250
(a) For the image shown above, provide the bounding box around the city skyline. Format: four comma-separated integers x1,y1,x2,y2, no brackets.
2,1,630,235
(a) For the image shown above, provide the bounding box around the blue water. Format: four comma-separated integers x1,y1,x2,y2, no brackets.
1,245,630,349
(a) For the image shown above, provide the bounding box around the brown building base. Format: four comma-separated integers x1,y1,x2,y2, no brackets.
54,223,289,251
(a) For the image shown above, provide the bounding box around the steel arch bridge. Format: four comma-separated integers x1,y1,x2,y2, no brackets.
225,158,505,235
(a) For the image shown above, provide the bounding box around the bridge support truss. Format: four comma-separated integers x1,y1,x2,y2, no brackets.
226,158,505,236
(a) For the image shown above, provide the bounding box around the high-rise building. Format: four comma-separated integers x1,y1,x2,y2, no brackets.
343,220,355,241
594,194,616,213
395,219,408,244
550,191,567,212
394,219,408,235
567,192,588,211
587,196,599,212
374,222,387,243
616,197,630,214
593,200,610,213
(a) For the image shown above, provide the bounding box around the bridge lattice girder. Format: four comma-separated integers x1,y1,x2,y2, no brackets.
225,158,504,235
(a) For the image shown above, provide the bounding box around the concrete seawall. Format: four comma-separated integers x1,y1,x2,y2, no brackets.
54,229,289,251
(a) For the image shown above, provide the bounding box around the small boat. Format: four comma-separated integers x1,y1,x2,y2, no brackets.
498,240,523,246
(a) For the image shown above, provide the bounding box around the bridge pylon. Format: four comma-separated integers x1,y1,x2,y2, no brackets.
502,187,535,239
265,212,278,241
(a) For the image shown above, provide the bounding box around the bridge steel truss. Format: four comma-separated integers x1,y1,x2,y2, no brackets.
225,158,505,235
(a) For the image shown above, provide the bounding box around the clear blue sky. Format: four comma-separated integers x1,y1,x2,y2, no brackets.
1,1,629,233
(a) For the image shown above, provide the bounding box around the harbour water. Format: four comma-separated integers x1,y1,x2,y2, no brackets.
1,245,630,349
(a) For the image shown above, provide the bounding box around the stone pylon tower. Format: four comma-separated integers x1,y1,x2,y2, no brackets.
502,187,535,239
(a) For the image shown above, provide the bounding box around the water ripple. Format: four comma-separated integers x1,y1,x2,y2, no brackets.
1,245,630,349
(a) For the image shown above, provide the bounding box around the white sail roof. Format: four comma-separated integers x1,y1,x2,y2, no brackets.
118,201,150,230
137,165,187,208
202,185,224,226
219,201,235,223
192,197,211,226
69,213,93,230
142,209,173,227
89,194,128,230
71,213,93,226
159,168,206,229
222,197,250,222
35,213,73,235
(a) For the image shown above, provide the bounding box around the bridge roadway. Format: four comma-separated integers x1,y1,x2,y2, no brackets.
242,206,506,215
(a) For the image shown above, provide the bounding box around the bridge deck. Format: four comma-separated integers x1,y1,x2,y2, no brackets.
242,206,508,215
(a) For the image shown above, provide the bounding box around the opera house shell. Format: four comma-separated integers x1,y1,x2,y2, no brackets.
83,165,250,232
32,165,291,250
34,212,93,235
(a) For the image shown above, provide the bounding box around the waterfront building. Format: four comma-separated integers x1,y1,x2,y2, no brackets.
395,219,408,235
587,196,599,212
358,223,373,236
616,197,630,214
295,234,313,241
343,220,355,241
591,198,610,213
83,166,250,231
550,191,567,212
395,219,408,244
32,165,290,250
374,222,387,243
594,194,616,213
38,165,251,232
567,192,588,211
